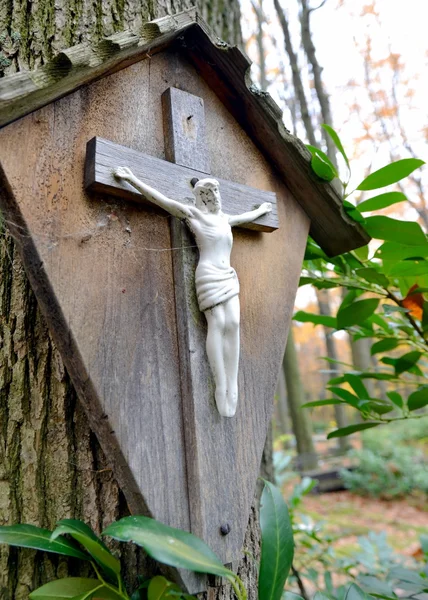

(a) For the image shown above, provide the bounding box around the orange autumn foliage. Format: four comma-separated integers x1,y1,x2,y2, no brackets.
401,284,424,320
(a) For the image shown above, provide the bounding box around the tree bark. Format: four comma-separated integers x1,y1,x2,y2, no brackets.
273,0,316,146
298,0,337,166
315,289,349,452
251,0,268,90
283,328,318,471
0,3,267,600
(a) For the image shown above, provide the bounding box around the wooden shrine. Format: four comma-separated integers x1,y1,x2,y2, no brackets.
0,9,369,593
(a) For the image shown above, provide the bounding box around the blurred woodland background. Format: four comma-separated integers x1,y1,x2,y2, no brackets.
242,0,428,589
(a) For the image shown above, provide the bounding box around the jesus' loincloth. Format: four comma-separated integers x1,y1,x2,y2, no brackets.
195,262,240,312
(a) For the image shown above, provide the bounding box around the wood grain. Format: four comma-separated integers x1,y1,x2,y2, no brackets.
0,9,369,256
162,87,211,174
85,137,279,232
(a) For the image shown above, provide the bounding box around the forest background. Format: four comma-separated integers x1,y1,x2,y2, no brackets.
241,1,428,594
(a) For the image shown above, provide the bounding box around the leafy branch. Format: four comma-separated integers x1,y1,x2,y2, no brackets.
300,126,428,437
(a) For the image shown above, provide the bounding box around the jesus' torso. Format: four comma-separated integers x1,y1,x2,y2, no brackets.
186,211,239,312
186,211,233,269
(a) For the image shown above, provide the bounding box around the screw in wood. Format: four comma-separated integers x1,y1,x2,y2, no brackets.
220,523,231,536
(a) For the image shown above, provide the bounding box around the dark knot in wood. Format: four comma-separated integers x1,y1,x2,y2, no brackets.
220,523,231,536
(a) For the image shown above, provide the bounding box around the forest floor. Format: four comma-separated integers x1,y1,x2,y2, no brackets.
301,489,428,557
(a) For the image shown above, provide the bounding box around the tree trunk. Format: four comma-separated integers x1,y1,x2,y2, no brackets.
252,0,268,91
283,328,318,471
315,289,349,452
298,0,337,166
273,0,316,146
0,3,268,600
275,367,289,437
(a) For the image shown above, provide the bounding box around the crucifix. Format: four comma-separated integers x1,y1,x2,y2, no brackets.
85,87,279,418
84,86,279,562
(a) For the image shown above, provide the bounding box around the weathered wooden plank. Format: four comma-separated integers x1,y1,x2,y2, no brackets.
85,137,279,232
162,87,211,173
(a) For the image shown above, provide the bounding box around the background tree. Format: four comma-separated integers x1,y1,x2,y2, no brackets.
0,3,266,600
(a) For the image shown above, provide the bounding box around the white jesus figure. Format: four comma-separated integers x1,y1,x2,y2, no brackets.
114,167,272,417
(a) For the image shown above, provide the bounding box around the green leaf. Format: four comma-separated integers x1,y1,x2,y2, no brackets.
357,191,407,212
259,480,294,600
328,387,363,409
343,201,365,224
302,399,344,408
356,159,425,191
283,594,304,600
327,423,380,439
370,338,399,355
304,239,329,261
343,373,369,399
51,520,120,583
388,259,428,277
299,277,339,289
365,401,394,415
420,534,428,556
358,577,395,599
354,244,369,262
103,516,232,579
340,289,360,311
388,567,428,587
306,145,338,181
423,301,428,333
293,311,337,328
314,593,331,600
364,216,427,245
386,391,403,409
407,386,428,411
29,578,110,599
355,268,389,287
382,304,409,315
147,576,182,600
357,371,397,381
0,524,89,561
337,298,379,329
345,583,372,600
375,242,428,266
394,351,422,375
382,356,423,377
321,124,350,168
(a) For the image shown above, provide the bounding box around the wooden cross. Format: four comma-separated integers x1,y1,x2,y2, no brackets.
84,87,279,562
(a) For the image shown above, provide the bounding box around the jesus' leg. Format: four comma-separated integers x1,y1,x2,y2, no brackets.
223,295,240,417
204,304,228,417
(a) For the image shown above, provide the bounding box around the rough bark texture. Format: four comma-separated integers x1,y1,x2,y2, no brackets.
0,3,270,600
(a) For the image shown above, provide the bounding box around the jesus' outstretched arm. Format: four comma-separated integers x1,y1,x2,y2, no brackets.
228,202,272,227
114,166,194,219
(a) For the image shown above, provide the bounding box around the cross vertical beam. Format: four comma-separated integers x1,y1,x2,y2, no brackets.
162,87,249,564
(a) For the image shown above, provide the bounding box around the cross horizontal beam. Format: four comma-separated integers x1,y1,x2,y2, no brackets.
85,137,278,232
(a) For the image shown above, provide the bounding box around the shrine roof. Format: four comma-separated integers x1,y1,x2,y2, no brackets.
0,9,369,256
